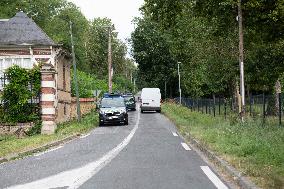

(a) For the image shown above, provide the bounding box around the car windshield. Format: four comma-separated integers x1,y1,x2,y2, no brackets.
101,98,125,108
123,96,134,101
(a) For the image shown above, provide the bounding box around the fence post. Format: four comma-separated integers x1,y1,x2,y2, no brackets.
190,99,193,112
201,100,204,114
197,99,199,112
279,93,282,127
206,100,208,114
224,98,227,119
40,63,57,135
218,97,221,115
262,92,266,123
213,95,216,117
249,93,252,116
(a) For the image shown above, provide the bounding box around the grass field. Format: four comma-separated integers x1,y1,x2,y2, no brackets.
162,102,284,189
0,110,98,158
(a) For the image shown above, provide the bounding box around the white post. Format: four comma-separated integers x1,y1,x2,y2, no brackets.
178,62,181,104
238,0,245,121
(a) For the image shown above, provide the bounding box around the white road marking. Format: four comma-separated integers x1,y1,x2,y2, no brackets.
7,111,141,189
181,142,191,151
80,133,90,139
172,132,178,136
34,146,63,157
201,166,228,189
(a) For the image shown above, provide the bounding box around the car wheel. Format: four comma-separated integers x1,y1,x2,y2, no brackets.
99,121,104,126
124,120,128,125
133,108,136,111
140,109,143,113
157,110,161,113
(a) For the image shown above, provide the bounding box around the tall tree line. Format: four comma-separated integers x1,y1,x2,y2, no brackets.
131,0,284,98
0,0,136,82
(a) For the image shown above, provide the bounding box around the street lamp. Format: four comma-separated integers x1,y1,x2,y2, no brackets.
178,62,181,104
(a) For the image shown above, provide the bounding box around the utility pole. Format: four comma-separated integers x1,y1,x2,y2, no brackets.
133,78,136,94
164,80,167,99
238,0,245,121
107,26,112,93
69,21,81,121
178,62,181,104
131,71,133,83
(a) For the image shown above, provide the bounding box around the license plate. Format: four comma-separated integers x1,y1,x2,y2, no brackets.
112,116,118,119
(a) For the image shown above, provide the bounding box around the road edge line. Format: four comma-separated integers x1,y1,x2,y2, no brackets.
201,166,228,189
161,113,259,189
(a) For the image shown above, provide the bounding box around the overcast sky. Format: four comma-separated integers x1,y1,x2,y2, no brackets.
68,0,144,50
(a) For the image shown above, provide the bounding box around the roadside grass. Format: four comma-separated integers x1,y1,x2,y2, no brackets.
0,110,98,158
162,102,284,189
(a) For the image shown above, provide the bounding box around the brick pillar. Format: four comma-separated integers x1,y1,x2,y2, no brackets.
40,63,57,135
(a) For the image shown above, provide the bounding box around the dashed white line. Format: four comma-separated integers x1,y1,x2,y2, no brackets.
181,142,191,151
172,132,178,136
201,166,228,189
34,146,63,157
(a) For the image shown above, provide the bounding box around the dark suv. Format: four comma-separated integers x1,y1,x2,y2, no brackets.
123,94,136,111
99,97,128,126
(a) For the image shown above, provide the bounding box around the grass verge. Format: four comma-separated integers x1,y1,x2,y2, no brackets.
162,102,284,189
0,110,98,158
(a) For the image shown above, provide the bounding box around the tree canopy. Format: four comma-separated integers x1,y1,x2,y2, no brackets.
131,0,284,97
0,0,136,93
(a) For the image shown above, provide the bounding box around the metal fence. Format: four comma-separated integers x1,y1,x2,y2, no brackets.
175,94,284,126
0,74,40,123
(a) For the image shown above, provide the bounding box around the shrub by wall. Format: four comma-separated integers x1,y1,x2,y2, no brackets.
2,65,40,123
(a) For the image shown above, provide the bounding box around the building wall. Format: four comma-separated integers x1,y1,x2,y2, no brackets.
55,54,72,123
70,98,97,119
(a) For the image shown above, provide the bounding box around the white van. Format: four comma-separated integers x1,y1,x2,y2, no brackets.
140,88,161,113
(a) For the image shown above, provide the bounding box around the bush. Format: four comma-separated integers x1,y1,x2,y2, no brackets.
71,70,120,98
2,65,40,123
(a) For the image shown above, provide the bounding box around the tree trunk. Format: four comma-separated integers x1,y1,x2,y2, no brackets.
275,80,281,115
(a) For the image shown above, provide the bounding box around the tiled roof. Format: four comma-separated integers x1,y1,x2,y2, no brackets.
0,12,56,46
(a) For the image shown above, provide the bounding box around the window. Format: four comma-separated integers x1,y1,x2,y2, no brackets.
1,58,32,71
4,58,12,70
23,58,32,69
14,58,22,67
0,59,3,76
64,104,67,115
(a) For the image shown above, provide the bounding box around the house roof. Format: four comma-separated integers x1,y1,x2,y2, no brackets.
0,12,57,46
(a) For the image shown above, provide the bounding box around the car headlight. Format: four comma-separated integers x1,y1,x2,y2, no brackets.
120,108,126,114
99,110,105,115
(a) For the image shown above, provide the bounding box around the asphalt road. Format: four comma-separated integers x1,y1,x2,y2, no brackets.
0,104,230,189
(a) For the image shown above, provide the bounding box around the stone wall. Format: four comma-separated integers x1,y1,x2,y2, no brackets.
0,123,34,135
55,53,72,124
70,98,97,119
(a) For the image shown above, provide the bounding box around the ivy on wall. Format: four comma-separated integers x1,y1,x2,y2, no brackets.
2,65,41,123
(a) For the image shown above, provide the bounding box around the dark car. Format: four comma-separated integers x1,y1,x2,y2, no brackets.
99,97,128,126
123,94,136,111
103,92,122,98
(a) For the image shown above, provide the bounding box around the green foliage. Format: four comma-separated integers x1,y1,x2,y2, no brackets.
71,70,134,97
2,65,40,123
131,17,177,97
133,0,284,97
72,70,106,98
113,75,133,93
26,121,42,136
